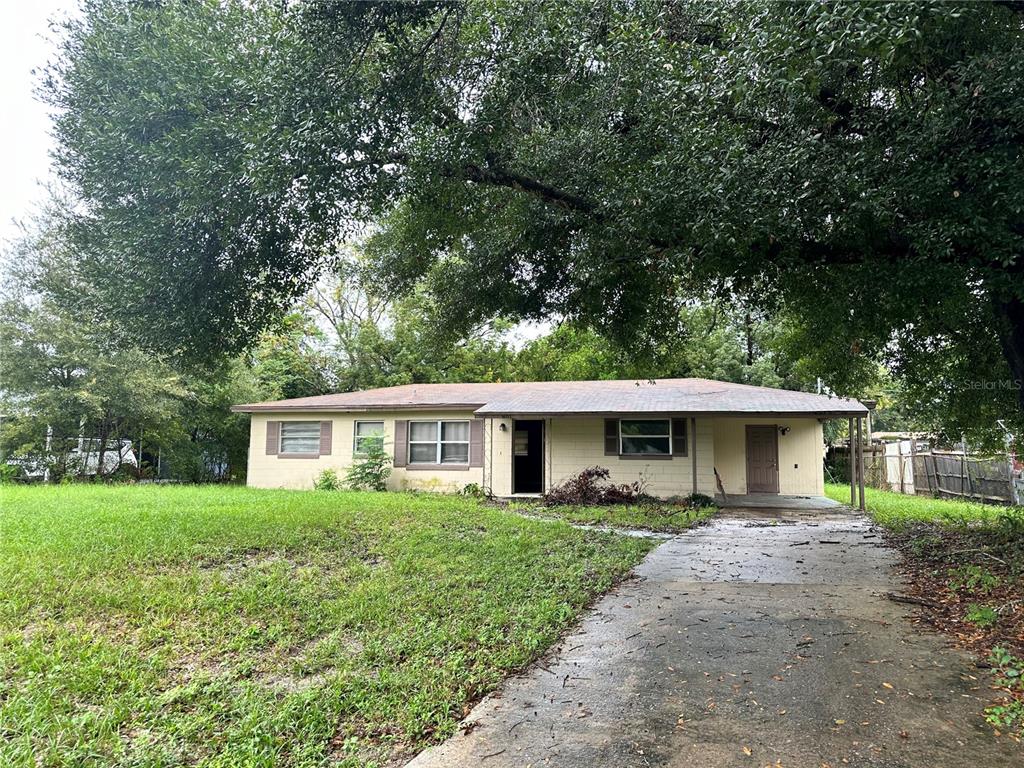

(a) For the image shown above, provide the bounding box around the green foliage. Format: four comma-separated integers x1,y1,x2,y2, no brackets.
42,0,1024,435
948,565,1001,596
344,444,392,491
313,468,342,491
986,647,1024,735
684,493,717,509
0,484,653,766
991,647,1024,691
0,464,20,484
459,483,491,500
965,604,999,629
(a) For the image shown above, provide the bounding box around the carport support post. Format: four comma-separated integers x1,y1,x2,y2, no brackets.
857,417,866,511
848,417,856,506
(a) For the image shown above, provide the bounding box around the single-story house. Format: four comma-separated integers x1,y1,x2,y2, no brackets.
233,378,868,500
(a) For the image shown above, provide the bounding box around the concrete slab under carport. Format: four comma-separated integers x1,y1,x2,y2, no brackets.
716,493,843,509
407,505,1018,768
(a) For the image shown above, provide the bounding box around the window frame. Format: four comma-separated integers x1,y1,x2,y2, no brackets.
407,419,471,466
279,420,321,456
353,420,385,456
618,418,673,457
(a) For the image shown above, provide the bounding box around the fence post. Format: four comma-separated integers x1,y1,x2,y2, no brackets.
849,418,856,506
857,417,866,511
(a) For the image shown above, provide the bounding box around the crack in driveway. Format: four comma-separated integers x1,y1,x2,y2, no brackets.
407,507,1020,767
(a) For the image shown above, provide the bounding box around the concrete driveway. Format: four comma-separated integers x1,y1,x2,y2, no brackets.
408,506,1020,767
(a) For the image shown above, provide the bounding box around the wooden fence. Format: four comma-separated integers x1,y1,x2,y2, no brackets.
829,443,1021,505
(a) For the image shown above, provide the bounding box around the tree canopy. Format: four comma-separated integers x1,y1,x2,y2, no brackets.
44,0,1024,430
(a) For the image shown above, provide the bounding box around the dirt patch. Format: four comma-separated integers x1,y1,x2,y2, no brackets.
886,523,1023,658
885,520,1024,738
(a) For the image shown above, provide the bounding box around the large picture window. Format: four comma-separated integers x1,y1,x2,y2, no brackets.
279,421,320,454
409,420,470,465
619,419,671,455
353,421,385,455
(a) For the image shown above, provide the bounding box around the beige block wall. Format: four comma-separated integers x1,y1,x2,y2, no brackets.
485,417,514,497
246,411,484,492
246,411,825,498
711,416,824,496
482,416,715,498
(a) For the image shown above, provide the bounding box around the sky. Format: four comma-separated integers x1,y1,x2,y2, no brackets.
1,0,79,246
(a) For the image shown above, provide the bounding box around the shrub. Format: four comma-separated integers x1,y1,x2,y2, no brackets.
965,604,999,628
0,464,19,484
684,492,716,509
345,445,392,491
544,466,649,506
459,483,491,500
948,564,1001,595
314,468,342,491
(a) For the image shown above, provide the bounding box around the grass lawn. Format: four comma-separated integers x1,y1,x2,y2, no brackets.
511,501,715,533
0,485,657,767
824,482,1006,528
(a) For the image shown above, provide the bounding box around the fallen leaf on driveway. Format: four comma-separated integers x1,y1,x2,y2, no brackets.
881,682,894,689
742,746,752,756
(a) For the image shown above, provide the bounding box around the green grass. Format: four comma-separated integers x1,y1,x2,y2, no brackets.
824,482,1006,528
512,502,715,533
0,485,656,767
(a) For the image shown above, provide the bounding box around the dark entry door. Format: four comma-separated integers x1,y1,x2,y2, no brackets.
513,420,544,494
746,425,779,493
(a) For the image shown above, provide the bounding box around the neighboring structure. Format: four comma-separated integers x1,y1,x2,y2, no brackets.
233,378,867,501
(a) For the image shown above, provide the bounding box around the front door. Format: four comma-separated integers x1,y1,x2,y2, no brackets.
513,420,544,494
746,425,779,493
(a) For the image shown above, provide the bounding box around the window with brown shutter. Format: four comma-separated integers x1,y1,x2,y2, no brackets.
671,418,688,456
469,420,484,467
393,420,408,467
319,421,333,456
604,419,618,455
265,421,280,455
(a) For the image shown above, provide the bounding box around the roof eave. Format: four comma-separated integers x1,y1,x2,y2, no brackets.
471,408,868,418
231,402,487,414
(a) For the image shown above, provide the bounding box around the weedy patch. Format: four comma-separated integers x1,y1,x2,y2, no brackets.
986,647,1024,737
949,564,1002,596
826,484,1024,738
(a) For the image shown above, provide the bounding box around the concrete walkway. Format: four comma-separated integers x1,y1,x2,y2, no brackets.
408,507,1020,767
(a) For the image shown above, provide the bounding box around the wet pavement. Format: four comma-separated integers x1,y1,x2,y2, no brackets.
407,508,1020,767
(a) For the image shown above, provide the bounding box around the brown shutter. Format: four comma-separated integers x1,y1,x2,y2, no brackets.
672,418,687,456
265,420,280,455
604,419,619,456
393,420,408,467
469,419,484,467
319,420,333,456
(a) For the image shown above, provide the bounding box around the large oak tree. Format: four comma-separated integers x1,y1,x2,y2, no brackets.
45,0,1024,430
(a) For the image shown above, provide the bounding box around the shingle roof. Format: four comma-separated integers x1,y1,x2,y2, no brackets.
232,378,866,417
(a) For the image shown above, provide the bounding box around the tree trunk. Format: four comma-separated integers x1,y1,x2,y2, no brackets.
744,312,754,366
994,294,1024,414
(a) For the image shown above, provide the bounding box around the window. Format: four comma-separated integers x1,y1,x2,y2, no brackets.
408,420,470,465
280,421,320,454
619,419,671,455
353,420,384,455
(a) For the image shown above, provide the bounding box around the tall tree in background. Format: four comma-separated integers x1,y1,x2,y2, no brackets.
43,1,1024,439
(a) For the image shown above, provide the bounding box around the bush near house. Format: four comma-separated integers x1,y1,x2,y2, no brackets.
0,485,655,767
826,483,1024,735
